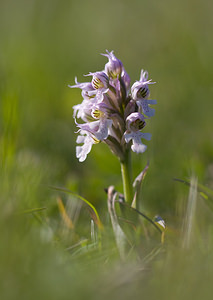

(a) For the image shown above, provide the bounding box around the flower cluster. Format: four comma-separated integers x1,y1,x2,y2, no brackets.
69,51,156,162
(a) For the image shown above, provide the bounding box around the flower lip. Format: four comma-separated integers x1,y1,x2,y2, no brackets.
124,130,151,154
76,130,95,162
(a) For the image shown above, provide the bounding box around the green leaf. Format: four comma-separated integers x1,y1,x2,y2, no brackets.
107,186,129,260
132,161,149,209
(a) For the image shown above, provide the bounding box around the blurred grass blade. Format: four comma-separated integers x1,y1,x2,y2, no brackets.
119,202,162,235
174,178,213,210
182,176,198,249
91,220,96,243
57,197,74,229
50,186,103,229
142,245,164,264
19,207,46,214
132,161,149,208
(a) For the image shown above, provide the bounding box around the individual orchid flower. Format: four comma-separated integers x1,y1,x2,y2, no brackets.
124,112,151,153
83,71,110,103
131,70,156,117
71,78,105,121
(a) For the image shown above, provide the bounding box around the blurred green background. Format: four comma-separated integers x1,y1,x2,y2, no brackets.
1,0,213,299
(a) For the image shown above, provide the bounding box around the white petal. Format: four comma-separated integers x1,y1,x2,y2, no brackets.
131,137,147,153
76,134,94,162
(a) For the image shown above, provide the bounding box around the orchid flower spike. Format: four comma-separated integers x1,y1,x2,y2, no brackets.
70,51,156,162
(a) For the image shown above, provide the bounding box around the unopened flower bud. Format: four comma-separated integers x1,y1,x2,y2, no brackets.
121,68,131,90
103,50,123,79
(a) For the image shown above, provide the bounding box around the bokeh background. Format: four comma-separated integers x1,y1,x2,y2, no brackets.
1,0,213,299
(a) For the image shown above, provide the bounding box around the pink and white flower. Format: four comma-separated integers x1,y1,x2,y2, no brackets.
69,51,156,161
124,112,151,153
131,70,156,117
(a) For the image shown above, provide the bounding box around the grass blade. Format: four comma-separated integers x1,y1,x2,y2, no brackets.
18,207,46,214
182,176,198,249
174,178,213,210
50,186,103,229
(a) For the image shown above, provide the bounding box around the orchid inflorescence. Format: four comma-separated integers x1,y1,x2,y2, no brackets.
69,51,156,163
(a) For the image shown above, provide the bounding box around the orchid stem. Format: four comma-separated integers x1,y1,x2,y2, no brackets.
120,149,133,204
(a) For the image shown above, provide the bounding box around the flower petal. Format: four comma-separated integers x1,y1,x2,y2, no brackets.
76,132,94,162
124,131,151,153
139,132,152,141
137,99,156,117
94,119,112,140
131,137,147,153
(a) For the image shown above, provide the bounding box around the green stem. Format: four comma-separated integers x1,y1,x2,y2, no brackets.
120,149,133,204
